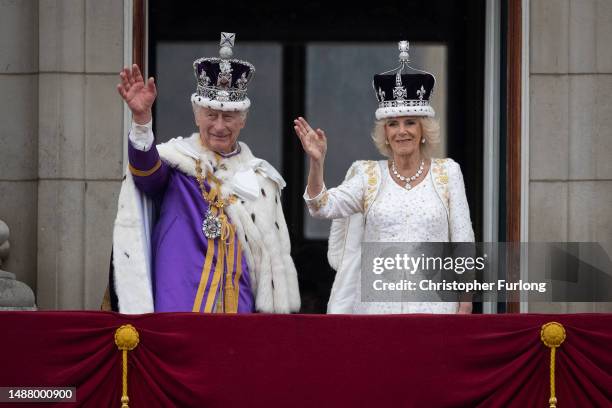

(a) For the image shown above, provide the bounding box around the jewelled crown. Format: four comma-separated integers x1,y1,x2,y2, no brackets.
191,32,255,112
373,41,436,120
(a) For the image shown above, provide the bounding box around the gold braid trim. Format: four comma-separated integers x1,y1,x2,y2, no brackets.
431,159,450,207
193,238,216,312
223,228,237,313
232,240,243,312
128,160,161,177
204,238,225,313
541,322,566,408
363,161,378,212
114,325,139,408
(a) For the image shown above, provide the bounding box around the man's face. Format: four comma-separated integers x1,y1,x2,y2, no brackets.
196,107,246,154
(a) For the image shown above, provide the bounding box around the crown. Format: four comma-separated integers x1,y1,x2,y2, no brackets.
372,41,436,120
191,32,255,112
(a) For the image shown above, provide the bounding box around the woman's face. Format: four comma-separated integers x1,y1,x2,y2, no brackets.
384,116,422,157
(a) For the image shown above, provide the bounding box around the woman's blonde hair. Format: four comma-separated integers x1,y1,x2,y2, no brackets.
371,116,441,158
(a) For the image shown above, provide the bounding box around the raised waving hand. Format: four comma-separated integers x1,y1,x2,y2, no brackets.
117,64,157,124
293,117,327,163
294,117,327,197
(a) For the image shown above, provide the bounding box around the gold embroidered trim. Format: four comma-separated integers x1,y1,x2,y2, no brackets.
432,159,450,206
310,190,330,211
228,240,243,313
363,161,378,211
223,229,237,313
128,160,162,177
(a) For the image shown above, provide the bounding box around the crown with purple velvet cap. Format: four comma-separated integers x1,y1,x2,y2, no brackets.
373,41,436,120
191,32,255,112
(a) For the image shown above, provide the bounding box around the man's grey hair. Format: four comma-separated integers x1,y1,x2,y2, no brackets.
191,102,249,120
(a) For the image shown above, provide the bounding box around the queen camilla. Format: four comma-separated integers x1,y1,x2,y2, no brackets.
294,41,474,314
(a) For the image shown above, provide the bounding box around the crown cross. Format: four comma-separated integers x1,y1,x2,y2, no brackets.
393,87,407,101
220,32,235,48
417,85,426,101
398,41,410,62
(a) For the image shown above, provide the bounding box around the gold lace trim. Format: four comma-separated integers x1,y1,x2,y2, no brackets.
432,159,450,206
363,161,378,211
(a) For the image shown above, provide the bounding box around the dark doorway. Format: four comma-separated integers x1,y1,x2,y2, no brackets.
149,0,486,313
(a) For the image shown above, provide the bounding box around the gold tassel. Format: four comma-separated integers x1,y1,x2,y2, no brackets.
540,322,566,408
114,325,140,408
192,238,215,312
204,241,225,313
218,211,232,242
223,225,236,313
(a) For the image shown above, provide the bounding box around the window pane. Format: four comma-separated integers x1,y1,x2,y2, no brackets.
304,43,448,239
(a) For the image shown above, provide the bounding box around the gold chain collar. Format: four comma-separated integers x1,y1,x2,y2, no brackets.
195,159,237,241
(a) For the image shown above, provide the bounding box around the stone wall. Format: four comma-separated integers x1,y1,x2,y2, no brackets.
0,0,39,294
37,0,124,309
0,0,125,310
529,0,612,312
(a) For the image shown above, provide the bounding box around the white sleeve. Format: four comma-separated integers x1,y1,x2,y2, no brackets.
303,161,365,219
128,119,154,152
447,160,475,242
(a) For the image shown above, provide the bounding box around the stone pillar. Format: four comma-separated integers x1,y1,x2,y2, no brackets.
0,0,39,293
36,0,125,309
529,0,612,312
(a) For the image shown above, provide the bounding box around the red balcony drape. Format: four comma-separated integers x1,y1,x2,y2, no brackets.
1,312,610,407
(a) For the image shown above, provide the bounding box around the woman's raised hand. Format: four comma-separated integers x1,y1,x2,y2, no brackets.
294,117,327,163
117,64,157,124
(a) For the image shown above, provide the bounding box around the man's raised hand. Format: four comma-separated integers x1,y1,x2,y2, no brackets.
117,64,157,124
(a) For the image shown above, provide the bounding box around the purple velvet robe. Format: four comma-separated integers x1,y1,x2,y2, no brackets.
128,142,255,313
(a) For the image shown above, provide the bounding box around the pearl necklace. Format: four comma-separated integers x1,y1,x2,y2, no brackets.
391,159,424,190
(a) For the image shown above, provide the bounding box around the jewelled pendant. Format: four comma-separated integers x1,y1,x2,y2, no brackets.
202,209,222,239
404,182,412,190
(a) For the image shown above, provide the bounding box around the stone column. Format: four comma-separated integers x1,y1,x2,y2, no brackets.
0,0,39,293
37,0,125,309
529,0,612,312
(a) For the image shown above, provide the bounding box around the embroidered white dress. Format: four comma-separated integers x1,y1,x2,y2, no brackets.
305,158,474,314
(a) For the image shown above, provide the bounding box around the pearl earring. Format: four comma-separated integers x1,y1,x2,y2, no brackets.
385,140,389,145
421,138,426,144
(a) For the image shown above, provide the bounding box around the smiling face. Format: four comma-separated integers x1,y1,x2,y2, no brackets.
195,107,246,154
384,116,423,157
